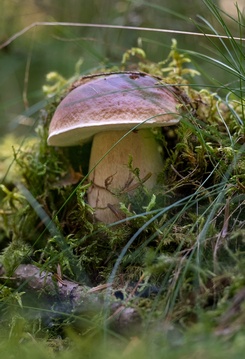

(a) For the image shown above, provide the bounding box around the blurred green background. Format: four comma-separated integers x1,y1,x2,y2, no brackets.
0,0,243,137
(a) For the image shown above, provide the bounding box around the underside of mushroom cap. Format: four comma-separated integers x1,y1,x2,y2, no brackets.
48,72,183,147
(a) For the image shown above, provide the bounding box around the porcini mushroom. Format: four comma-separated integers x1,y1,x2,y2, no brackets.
48,72,183,223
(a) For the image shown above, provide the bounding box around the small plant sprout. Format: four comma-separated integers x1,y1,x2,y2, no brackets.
47,71,186,223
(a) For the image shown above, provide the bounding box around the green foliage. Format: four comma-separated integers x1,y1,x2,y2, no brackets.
1,36,244,287
42,72,68,98
121,39,200,85
121,47,146,66
0,240,31,275
1,1,245,354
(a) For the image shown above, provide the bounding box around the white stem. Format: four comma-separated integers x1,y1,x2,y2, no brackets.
87,129,163,223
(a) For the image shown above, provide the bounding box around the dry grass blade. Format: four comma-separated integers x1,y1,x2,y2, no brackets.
1,21,245,50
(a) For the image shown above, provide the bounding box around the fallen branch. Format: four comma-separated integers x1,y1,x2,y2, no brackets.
0,264,141,334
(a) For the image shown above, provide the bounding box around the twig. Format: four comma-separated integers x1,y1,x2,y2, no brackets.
0,264,141,333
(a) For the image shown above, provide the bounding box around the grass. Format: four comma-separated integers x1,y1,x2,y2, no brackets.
0,0,245,357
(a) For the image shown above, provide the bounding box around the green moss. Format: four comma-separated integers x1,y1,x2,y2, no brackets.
0,40,245,348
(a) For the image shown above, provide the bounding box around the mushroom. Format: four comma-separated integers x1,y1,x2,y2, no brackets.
48,72,183,223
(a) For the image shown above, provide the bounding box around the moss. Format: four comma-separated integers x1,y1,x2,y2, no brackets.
0,41,245,345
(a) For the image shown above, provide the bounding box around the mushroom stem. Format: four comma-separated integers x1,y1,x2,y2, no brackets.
87,129,164,223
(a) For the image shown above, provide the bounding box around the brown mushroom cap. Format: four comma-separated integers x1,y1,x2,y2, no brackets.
48,72,181,147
